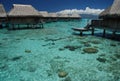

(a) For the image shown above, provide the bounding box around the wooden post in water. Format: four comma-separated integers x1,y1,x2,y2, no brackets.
5,23,8,28
41,23,44,28
91,27,94,35
0,23,2,29
80,31,83,36
18,24,20,29
103,29,106,37
27,24,29,28
112,31,116,38
12,24,14,30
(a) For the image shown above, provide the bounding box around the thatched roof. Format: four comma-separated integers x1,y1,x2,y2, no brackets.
99,7,111,18
39,11,49,17
0,4,7,18
99,0,120,18
48,13,58,18
8,4,41,17
69,14,81,18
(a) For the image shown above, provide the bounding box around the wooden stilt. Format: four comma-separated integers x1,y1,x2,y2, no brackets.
27,24,29,28
91,27,94,35
103,29,106,37
41,23,43,28
6,23,8,28
8,23,12,30
29,24,31,28
0,24,2,29
18,24,20,29
40,24,42,28
112,31,116,36
6,23,9,29
80,31,82,36
36,24,37,28
33,24,36,28
12,24,14,30
112,31,116,38
32,24,34,28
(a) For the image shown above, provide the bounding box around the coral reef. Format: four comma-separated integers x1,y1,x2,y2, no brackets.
0,63,8,71
96,57,106,63
25,49,31,53
11,56,23,61
59,45,81,51
58,70,68,78
110,43,117,47
64,45,81,51
59,48,65,51
83,47,98,54
114,53,120,59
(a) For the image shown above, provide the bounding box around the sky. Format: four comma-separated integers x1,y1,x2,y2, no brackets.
0,0,114,15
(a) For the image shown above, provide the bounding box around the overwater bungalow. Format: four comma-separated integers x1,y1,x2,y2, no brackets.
57,13,69,21
48,13,58,22
91,0,120,36
39,11,49,22
69,13,81,21
39,12,58,23
57,13,81,21
39,11,49,17
7,4,43,30
0,4,7,28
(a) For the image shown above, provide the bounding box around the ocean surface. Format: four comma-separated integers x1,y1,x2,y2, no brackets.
0,19,120,81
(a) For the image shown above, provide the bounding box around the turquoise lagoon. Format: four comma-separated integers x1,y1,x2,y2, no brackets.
0,19,120,81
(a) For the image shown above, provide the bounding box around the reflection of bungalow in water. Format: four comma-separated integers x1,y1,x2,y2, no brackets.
0,4,7,28
7,4,43,30
91,0,120,36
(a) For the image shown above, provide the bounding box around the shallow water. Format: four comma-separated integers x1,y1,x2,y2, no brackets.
0,19,120,81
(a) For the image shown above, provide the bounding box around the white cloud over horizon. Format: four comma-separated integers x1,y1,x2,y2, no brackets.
56,7,104,15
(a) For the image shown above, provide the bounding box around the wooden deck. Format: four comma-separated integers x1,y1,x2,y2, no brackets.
72,24,94,36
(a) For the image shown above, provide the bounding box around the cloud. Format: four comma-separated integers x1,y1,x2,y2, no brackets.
56,7,104,15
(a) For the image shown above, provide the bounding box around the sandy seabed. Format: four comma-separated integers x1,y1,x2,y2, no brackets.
0,19,120,81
